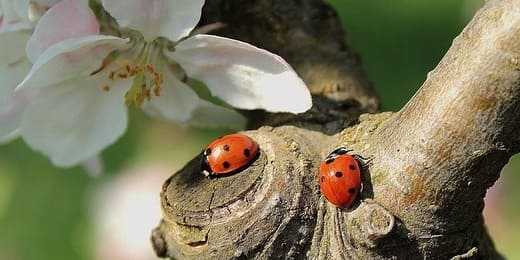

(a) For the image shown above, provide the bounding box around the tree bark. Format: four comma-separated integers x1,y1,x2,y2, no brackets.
151,0,520,259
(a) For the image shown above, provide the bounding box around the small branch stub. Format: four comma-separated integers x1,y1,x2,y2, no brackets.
364,201,395,241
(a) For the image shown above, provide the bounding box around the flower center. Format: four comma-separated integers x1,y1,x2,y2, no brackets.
94,40,165,107
108,61,163,107
91,36,188,107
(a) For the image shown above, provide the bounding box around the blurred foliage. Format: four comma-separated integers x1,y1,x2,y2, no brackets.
328,0,468,111
0,0,518,259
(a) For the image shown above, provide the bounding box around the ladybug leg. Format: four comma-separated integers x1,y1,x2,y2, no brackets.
353,154,369,161
353,154,372,169
201,170,212,177
199,154,213,178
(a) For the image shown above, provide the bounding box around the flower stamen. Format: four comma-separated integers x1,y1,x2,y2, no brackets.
94,41,168,107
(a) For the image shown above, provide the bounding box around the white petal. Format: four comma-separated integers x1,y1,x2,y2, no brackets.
0,88,33,143
0,21,33,32
183,99,247,129
34,0,61,7
17,35,129,91
0,58,30,103
140,66,199,123
168,34,312,113
141,60,246,129
0,28,31,64
101,0,204,41
0,59,31,143
21,75,131,167
1,0,30,24
26,0,100,62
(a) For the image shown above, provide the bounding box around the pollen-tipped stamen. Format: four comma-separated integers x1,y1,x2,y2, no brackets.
97,41,167,107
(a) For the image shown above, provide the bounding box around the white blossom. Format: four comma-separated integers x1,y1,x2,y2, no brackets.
1,0,312,169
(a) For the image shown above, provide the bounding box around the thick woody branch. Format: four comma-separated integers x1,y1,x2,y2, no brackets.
359,0,520,257
152,0,519,259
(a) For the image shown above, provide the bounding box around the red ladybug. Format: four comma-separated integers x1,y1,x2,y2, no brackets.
201,133,259,177
318,147,365,208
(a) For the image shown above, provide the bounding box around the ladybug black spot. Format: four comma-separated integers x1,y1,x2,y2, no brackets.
348,188,356,194
325,157,335,164
223,161,231,169
244,148,251,158
204,148,212,156
335,171,343,178
349,164,356,170
223,144,230,151
320,176,325,183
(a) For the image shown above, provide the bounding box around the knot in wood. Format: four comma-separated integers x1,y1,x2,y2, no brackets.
152,126,327,259
364,202,395,241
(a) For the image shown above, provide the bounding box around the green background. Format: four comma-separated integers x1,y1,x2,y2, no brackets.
0,0,518,259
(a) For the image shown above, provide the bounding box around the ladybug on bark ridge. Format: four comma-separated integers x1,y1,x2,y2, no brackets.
318,147,367,208
200,133,260,178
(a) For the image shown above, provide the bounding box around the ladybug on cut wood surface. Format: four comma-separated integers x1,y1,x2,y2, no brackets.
200,133,260,178
318,147,368,208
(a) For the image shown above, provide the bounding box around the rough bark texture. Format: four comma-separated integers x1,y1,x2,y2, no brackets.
152,0,520,259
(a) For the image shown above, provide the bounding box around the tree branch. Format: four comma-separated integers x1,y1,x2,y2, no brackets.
360,0,520,257
152,0,520,259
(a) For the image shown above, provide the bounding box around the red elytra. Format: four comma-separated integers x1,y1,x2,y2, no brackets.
318,147,363,208
201,133,259,177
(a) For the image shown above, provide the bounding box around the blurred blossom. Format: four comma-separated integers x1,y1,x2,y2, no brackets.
0,0,59,143
0,0,311,172
91,164,170,260
483,170,507,238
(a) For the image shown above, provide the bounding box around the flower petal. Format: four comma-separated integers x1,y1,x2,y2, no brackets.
17,35,129,91
0,0,30,24
33,0,61,7
0,59,31,143
101,0,204,41
26,0,100,62
0,28,31,64
0,58,30,104
0,89,33,143
183,99,247,129
141,60,246,129
168,34,312,113
21,75,131,167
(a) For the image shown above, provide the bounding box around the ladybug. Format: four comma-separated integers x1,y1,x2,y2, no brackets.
200,133,259,177
318,147,366,208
